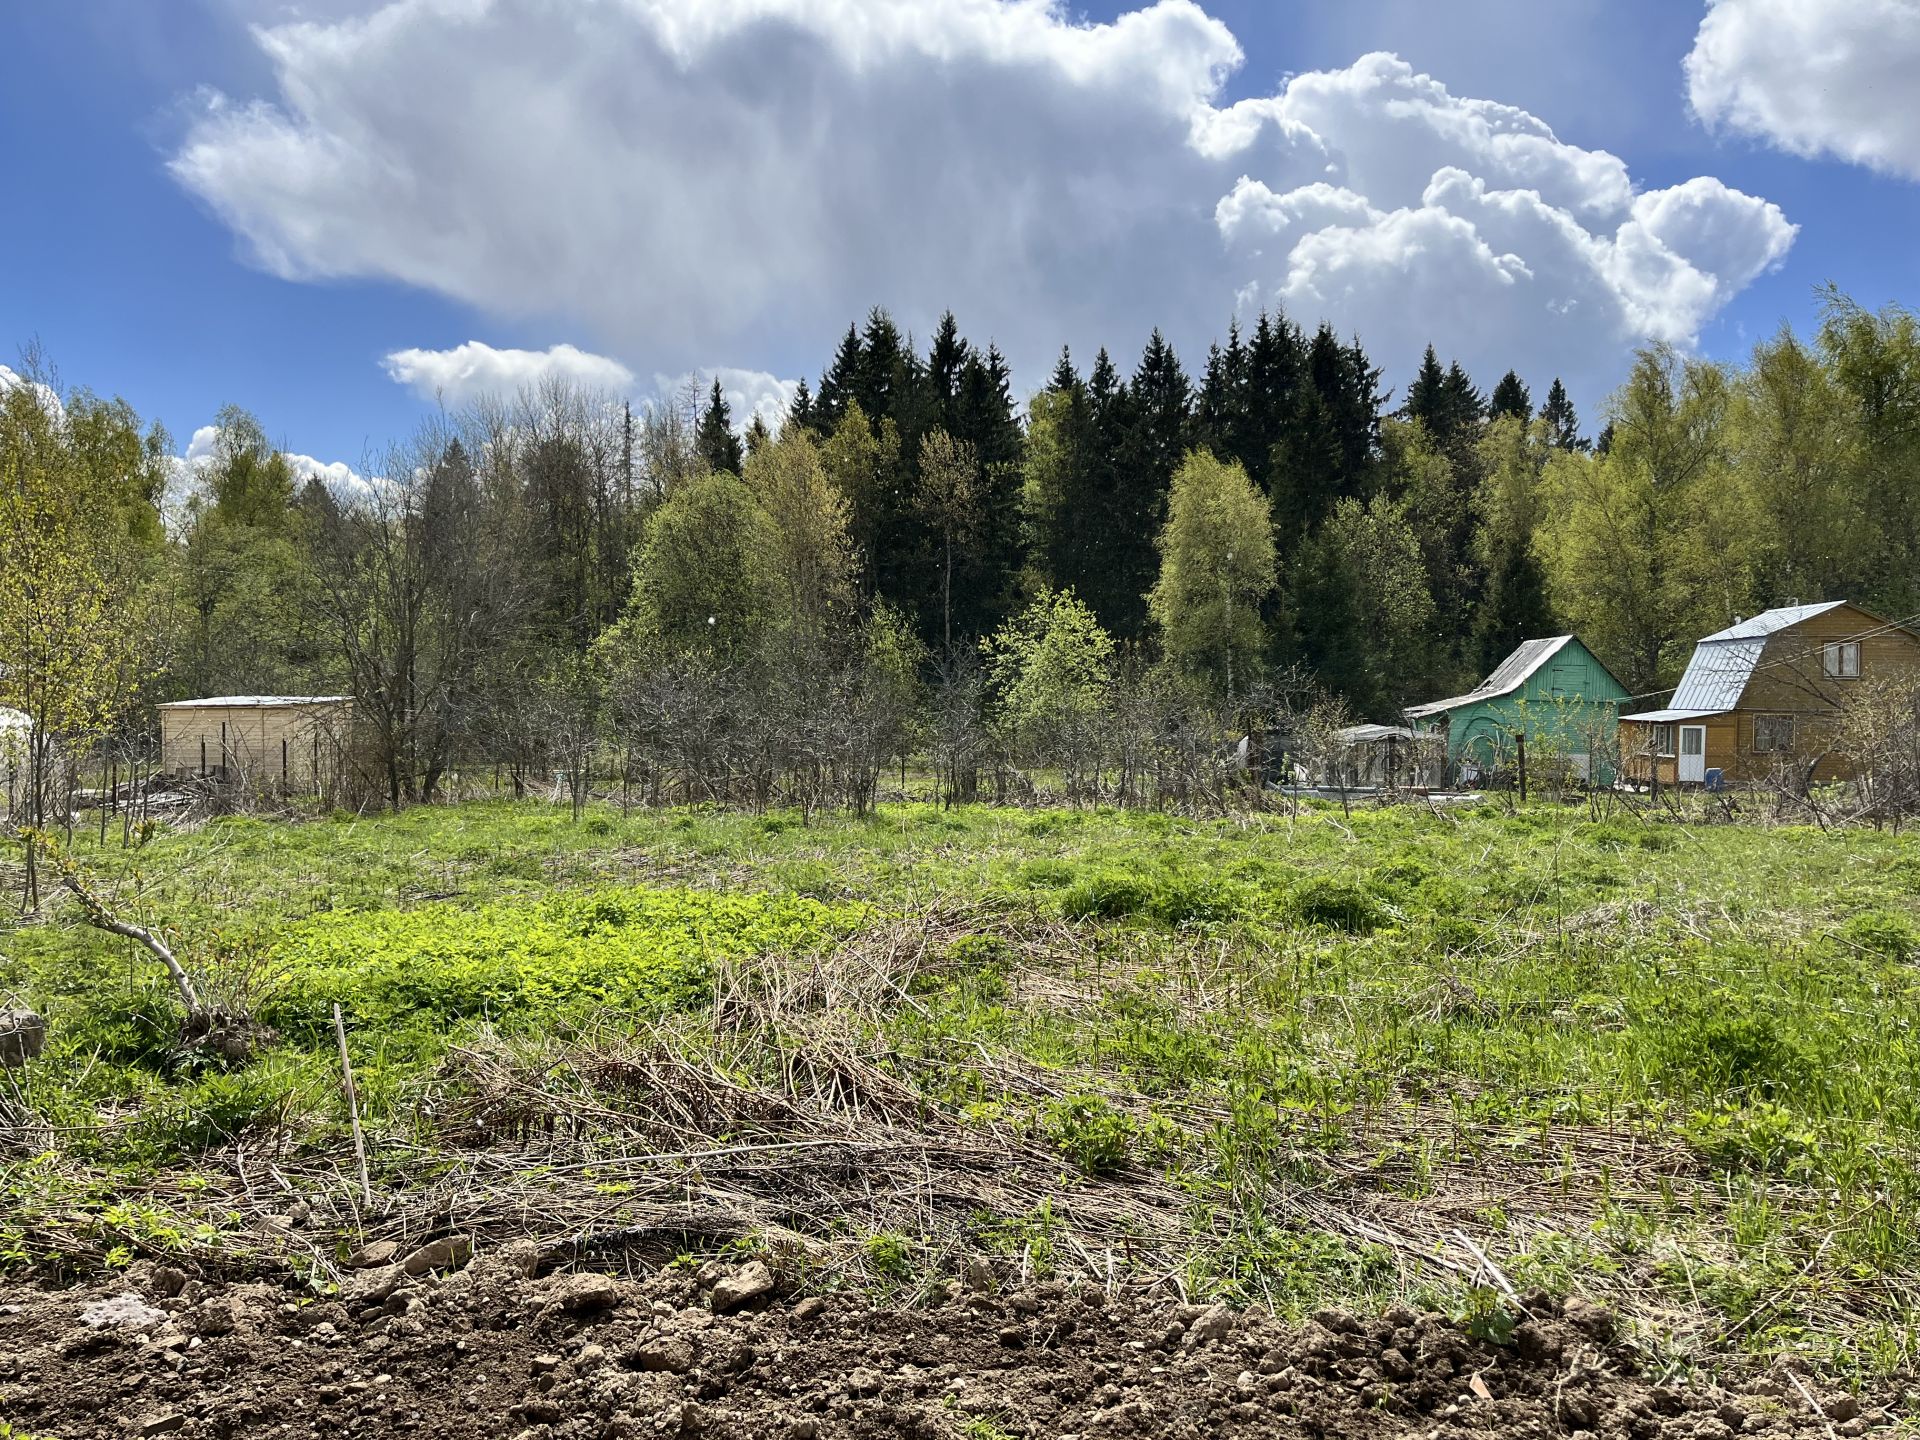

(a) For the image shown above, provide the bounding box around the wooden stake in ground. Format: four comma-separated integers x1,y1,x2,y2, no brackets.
333,1003,373,1208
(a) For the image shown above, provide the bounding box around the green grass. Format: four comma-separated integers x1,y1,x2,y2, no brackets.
3,797,1917,1383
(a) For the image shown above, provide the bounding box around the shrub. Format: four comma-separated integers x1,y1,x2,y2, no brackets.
1060,871,1154,921
1144,873,1245,926
1839,909,1918,963
1661,1005,1812,1098
1288,875,1384,933
1043,1095,1137,1175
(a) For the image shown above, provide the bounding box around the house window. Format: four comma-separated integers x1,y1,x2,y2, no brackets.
1680,727,1704,759
1752,715,1795,753
1649,724,1675,757
1822,641,1861,679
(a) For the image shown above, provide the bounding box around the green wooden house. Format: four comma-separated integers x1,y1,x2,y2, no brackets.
1404,636,1629,785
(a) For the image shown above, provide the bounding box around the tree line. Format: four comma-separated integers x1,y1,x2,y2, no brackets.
4,287,1918,813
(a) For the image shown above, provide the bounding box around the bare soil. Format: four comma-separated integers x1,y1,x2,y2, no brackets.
0,1249,1878,1440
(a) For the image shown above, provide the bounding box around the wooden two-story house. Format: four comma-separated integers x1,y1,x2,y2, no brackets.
1619,602,1920,787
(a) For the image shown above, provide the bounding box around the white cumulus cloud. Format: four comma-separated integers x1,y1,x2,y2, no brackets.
383,341,637,406
1687,0,1920,181
652,368,800,434
172,1,1798,405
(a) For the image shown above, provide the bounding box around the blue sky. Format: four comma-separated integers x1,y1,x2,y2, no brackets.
3,0,1917,471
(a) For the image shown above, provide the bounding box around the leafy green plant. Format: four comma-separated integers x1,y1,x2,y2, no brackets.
1044,1094,1137,1175
1288,875,1384,933
1060,870,1154,921
1840,908,1918,963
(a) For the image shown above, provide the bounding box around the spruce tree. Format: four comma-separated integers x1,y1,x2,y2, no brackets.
1540,378,1584,450
787,377,815,434
1403,346,1448,434
1489,370,1531,422
696,377,743,476
854,307,909,425
1474,539,1555,673
950,344,1024,642
814,324,863,431
1437,361,1486,443
743,412,772,458
926,311,969,435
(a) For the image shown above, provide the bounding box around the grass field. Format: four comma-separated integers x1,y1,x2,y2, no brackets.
3,798,1918,1386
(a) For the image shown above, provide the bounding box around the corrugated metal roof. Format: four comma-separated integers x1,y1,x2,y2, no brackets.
1665,637,1762,713
1403,636,1574,718
1339,724,1420,743
1619,708,1720,723
1701,602,1848,643
156,695,351,709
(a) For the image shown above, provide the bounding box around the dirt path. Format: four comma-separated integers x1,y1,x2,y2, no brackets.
0,1252,1875,1439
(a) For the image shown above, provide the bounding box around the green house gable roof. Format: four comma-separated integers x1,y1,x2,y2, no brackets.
1406,636,1625,719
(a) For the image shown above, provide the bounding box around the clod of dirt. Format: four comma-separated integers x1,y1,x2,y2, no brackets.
1184,1301,1233,1347
544,1271,626,1314
347,1239,400,1268
626,1335,695,1373
342,1262,408,1306
402,1234,473,1276
710,1261,774,1315
1562,1295,1616,1340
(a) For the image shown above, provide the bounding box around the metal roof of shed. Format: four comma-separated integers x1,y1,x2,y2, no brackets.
156,695,350,709
1404,635,1574,719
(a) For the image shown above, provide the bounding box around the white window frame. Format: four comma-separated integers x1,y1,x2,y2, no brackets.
1822,641,1861,680
1649,723,1675,758
1679,726,1705,759
1752,714,1795,753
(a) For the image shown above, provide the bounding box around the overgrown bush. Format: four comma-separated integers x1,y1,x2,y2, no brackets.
1288,875,1384,933
1839,909,1918,963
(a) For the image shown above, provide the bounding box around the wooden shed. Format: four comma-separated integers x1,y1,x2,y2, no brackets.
1619,602,1920,787
1404,636,1628,786
157,696,352,793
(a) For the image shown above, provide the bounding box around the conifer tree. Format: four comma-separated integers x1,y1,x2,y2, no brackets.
814,324,863,431
695,377,743,477
1539,378,1584,450
786,377,815,435
1489,371,1532,422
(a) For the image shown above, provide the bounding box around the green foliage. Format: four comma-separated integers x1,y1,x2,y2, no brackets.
1288,874,1384,933
982,587,1114,746
610,471,781,661
1840,908,1918,963
1457,1286,1518,1346
1147,447,1276,696
120,1068,290,1162
266,886,860,1038
1682,1101,1819,1176
1043,1094,1139,1176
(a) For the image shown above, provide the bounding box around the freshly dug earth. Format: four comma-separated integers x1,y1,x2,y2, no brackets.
0,1254,1875,1440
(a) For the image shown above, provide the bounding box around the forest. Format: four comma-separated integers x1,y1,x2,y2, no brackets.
6,287,1919,810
